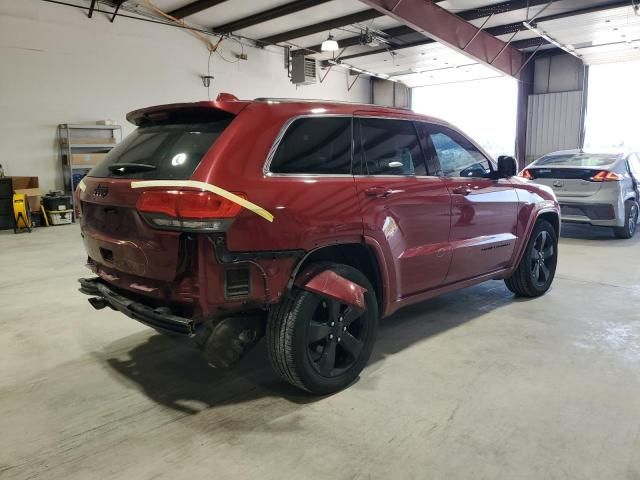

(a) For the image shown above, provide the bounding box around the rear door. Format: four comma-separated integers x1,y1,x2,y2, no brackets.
79,108,235,281
418,123,518,283
353,116,452,299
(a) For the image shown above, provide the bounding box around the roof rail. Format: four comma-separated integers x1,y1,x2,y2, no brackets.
253,97,413,111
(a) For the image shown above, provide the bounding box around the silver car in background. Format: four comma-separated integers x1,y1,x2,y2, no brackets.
521,150,640,238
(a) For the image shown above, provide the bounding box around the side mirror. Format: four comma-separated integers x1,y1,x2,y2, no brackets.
497,156,518,178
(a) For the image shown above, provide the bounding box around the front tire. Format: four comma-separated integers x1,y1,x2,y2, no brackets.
267,263,378,395
505,219,558,297
613,200,638,239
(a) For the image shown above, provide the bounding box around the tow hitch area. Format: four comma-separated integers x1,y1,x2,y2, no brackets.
78,277,196,335
79,277,266,369
197,316,266,369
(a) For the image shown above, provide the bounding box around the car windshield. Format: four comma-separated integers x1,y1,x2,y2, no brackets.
535,153,619,167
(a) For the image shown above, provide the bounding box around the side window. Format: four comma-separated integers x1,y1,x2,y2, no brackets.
269,117,352,174
359,118,427,176
427,125,492,178
628,155,640,177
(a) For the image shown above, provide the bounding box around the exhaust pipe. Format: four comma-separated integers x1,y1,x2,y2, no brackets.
88,297,108,310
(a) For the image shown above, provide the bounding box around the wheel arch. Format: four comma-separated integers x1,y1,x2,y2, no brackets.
537,210,560,238
510,207,560,274
289,242,384,313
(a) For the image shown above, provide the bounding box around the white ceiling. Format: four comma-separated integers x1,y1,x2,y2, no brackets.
128,0,640,86
535,5,640,65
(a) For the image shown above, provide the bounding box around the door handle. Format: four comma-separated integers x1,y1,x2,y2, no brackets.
364,186,398,198
452,185,472,196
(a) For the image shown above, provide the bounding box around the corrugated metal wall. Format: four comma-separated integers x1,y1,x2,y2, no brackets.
525,91,583,163
523,54,587,165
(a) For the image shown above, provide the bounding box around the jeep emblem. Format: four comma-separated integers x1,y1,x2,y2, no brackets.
93,184,109,197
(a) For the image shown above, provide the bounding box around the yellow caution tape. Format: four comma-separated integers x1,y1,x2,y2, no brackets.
130,180,274,223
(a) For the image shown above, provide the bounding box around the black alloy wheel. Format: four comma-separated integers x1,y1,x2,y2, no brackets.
504,219,558,297
530,230,555,288
307,297,368,378
267,263,378,394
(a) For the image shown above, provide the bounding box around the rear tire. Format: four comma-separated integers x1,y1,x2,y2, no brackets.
505,219,558,297
613,200,638,239
267,263,378,395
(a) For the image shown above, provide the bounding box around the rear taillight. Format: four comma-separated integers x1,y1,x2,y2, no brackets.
519,169,534,179
136,190,246,232
590,171,621,182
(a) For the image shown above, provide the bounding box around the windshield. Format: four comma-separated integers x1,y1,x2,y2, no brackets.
535,153,619,168
89,115,234,179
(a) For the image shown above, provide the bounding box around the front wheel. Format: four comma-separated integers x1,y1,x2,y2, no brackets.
613,200,638,239
505,219,558,297
267,263,378,395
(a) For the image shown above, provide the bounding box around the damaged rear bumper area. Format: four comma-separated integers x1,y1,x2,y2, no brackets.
79,277,196,335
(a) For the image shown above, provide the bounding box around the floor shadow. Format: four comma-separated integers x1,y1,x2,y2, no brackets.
560,223,620,241
98,281,515,414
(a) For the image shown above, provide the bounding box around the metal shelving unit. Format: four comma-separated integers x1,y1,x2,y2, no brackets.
58,124,122,220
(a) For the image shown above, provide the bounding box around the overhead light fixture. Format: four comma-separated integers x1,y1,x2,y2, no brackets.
321,33,339,52
201,75,214,87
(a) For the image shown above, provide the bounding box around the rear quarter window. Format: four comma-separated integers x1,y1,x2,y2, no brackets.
269,117,352,174
89,113,234,179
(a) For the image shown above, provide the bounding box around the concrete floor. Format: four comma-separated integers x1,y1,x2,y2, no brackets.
1,224,639,480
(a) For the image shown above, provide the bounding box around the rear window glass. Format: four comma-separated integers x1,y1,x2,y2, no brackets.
269,117,352,174
535,153,618,167
89,116,233,179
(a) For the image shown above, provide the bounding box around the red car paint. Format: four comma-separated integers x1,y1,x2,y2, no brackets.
304,270,367,311
78,96,559,322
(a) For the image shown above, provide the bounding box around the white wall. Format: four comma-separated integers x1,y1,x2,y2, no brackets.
0,0,371,191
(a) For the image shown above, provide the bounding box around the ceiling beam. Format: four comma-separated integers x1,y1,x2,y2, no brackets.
213,0,334,33
358,0,524,78
334,21,537,62
257,9,383,45
299,0,552,54
336,0,632,62
168,0,229,19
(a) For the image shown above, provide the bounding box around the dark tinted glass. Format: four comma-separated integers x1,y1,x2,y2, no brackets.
270,117,352,174
89,118,233,179
535,153,618,167
427,125,491,178
359,118,426,175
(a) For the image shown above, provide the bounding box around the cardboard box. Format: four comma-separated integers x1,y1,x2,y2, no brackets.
10,176,39,190
15,188,42,212
48,210,73,225
70,153,107,167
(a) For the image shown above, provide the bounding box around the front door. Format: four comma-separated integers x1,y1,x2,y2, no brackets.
353,116,452,300
419,123,518,283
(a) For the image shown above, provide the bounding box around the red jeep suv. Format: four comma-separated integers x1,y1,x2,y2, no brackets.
78,94,560,394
